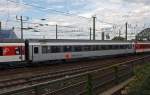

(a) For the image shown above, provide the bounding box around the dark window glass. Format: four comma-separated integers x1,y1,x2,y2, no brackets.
101,45,106,50
115,45,120,49
120,45,124,49
42,46,51,53
48,46,51,53
95,45,99,50
63,46,72,52
104,45,108,50
123,45,127,49
0,47,3,56
112,45,116,49
74,46,82,52
83,45,91,51
15,47,20,55
98,45,102,50
51,46,61,53
128,45,132,49
108,45,111,50
42,46,48,53
93,45,97,51
34,47,39,54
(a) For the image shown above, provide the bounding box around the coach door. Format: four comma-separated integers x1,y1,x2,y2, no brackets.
32,46,39,61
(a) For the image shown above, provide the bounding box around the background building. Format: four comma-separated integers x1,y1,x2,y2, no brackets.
0,29,18,39
136,28,150,41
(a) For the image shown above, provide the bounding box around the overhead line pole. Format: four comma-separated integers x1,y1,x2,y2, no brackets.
89,27,92,40
16,16,29,40
56,24,58,39
93,16,96,40
125,22,128,41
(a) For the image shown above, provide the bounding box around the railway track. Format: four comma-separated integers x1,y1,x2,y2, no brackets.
0,54,149,94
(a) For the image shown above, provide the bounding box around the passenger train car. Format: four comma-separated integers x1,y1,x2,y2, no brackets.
135,41,150,53
0,39,25,65
0,39,150,66
26,39,134,62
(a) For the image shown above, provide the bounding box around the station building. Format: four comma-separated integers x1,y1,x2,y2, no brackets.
0,29,18,39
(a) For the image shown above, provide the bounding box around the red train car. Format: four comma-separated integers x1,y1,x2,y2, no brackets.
135,41,150,53
0,39,25,64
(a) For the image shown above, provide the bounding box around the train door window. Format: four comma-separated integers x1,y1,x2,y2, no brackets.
0,47,3,56
34,47,39,54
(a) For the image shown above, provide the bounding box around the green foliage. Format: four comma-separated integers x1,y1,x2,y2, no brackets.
112,36,125,41
128,63,150,95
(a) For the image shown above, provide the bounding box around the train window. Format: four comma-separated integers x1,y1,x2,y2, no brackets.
112,45,116,49
51,46,61,53
125,45,128,49
108,45,112,50
42,46,51,53
93,45,97,51
34,47,39,54
119,45,124,49
99,45,103,50
95,45,99,50
101,45,106,50
74,46,82,52
117,45,120,49
0,47,3,56
15,47,20,55
106,45,111,50
63,46,72,52
104,45,108,50
124,45,127,49
42,46,47,53
83,45,91,51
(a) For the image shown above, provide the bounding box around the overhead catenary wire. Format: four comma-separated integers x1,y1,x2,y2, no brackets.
6,0,116,25
6,0,90,20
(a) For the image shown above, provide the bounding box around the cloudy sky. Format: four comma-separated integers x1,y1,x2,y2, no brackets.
0,0,150,39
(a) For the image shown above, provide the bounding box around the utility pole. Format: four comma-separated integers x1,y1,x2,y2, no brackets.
93,16,96,40
119,29,121,37
56,24,58,39
16,16,29,39
89,27,92,40
125,22,128,41
101,32,105,40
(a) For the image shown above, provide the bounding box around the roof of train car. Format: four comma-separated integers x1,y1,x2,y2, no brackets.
26,39,133,43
